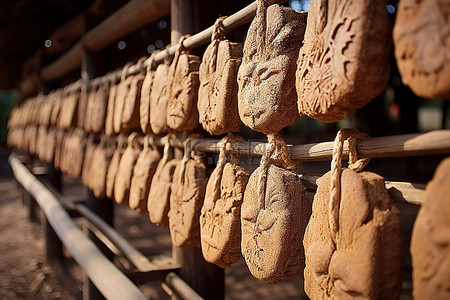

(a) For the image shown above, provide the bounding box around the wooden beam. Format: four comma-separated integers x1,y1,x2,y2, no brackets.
9,154,147,300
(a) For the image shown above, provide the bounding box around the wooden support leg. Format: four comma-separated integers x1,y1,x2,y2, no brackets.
44,163,63,261
173,247,225,300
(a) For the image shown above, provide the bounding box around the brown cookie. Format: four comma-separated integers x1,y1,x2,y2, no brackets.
237,2,306,134
150,63,170,134
296,0,391,122
105,140,126,200
169,159,207,247
241,164,311,284
114,135,141,205
411,157,450,300
148,158,179,227
122,74,144,132
90,83,109,133
129,145,160,214
113,75,133,134
200,162,249,268
105,83,117,137
140,69,155,134
89,139,115,199
198,39,243,135
167,52,201,132
304,170,402,300
394,0,450,99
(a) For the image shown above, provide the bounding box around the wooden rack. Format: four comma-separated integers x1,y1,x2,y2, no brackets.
11,0,450,299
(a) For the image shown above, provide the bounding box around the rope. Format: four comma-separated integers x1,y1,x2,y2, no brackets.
257,133,299,210
329,128,370,242
211,16,227,43
211,133,245,200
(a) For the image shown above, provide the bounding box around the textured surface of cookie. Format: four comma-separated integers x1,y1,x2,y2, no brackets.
167,53,201,132
122,74,144,131
198,40,243,135
91,83,109,133
296,0,391,122
148,159,179,227
169,159,207,247
140,70,155,134
241,164,310,284
129,148,160,214
113,143,140,204
105,84,117,137
106,145,124,199
150,64,170,134
113,76,133,133
303,170,402,300
237,3,306,134
90,142,115,199
393,0,450,99
200,162,249,268
411,157,450,300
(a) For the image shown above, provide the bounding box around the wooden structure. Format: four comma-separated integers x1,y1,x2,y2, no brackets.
5,0,450,299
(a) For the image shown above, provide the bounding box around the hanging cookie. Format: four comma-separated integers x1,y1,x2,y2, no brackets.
303,129,402,300
90,81,109,134
148,134,180,227
106,135,127,200
84,83,98,132
237,0,306,134
140,54,157,134
166,36,201,132
122,57,146,132
200,134,249,268
129,136,161,214
114,132,141,205
81,134,95,184
89,136,116,199
393,0,450,99
411,157,450,299
150,51,171,135
105,74,118,137
168,136,207,247
241,133,311,283
58,87,79,129
198,17,243,135
296,0,391,122
113,63,133,134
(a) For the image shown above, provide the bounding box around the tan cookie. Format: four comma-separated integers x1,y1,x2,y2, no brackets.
411,157,450,300
169,159,207,247
237,1,306,134
129,143,160,214
198,31,243,135
394,0,450,99
304,170,402,300
150,63,170,134
296,0,391,122
200,162,249,268
241,164,310,284
167,49,201,132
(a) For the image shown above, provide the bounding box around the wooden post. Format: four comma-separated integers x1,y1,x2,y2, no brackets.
171,1,225,298
80,11,115,300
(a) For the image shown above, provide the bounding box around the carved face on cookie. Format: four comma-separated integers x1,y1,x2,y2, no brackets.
303,170,402,299
241,164,310,284
394,0,450,98
237,4,306,134
200,163,249,268
296,0,391,122
167,54,200,132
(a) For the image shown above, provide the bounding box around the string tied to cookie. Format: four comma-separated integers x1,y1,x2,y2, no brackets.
178,134,202,184
329,128,370,242
212,133,245,199
257,133,300,210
